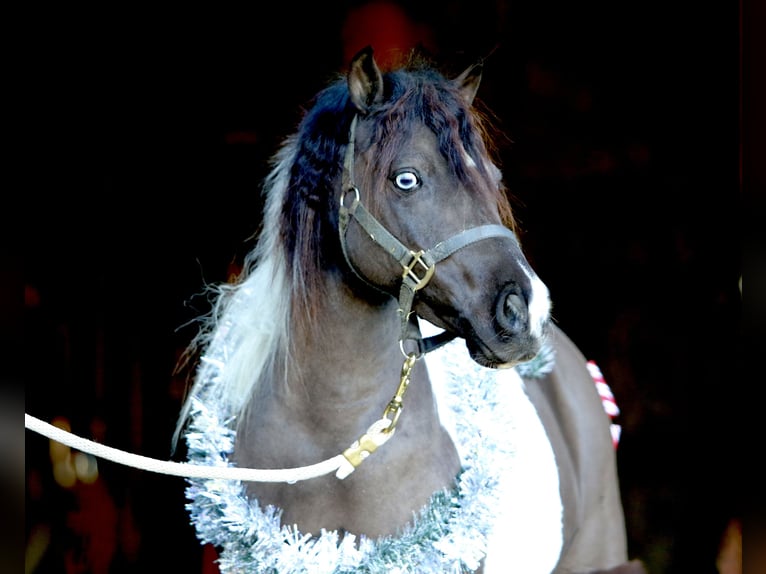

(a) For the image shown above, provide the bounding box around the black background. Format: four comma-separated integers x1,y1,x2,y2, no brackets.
21,1,749,573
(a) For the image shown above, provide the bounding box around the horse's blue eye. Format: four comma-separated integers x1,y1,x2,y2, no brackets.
392,170,420,192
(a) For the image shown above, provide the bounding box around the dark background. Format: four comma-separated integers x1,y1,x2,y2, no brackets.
22,1,747,573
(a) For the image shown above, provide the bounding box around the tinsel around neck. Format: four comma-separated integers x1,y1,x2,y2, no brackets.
184,339,555,574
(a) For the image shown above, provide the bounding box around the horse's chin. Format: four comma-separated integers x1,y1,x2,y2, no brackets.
465,337,544,370
417,314,548,369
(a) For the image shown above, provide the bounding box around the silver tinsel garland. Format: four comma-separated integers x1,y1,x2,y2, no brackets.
184,339,555,574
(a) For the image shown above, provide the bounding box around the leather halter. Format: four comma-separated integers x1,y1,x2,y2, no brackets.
338,114,520,356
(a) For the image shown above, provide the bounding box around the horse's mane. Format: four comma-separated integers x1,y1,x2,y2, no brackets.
174,55,516,443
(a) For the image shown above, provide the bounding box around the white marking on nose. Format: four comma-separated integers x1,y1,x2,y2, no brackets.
518,262,551,338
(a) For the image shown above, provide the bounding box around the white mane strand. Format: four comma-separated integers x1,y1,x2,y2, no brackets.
176,141,298,438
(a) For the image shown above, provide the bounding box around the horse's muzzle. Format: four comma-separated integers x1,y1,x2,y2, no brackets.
463,281,550,368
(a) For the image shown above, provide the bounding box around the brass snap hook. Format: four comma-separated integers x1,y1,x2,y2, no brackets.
382,352,418,433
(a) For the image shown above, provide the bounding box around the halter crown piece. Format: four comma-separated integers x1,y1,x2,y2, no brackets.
338,115,520,356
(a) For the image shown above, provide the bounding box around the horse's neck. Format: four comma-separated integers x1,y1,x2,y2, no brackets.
233,275,461,538
288,282,404,418
240,277,423,454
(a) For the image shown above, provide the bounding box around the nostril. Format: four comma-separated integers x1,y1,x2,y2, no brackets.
505,292,524,314
497,288,529,334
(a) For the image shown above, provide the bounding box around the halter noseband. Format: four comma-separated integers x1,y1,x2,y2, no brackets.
338,114,520,356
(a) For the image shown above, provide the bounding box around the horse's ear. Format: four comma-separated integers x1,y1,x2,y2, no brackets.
348,45,384,114
453,62,483,105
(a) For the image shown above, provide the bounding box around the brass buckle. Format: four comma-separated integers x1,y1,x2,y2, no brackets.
402,250,435,291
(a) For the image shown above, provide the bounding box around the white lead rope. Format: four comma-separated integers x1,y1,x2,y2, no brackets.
24,413,392,483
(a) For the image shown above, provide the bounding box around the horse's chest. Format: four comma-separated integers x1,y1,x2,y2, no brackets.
188,338,563,573
426,343,564,574
234,401,461,539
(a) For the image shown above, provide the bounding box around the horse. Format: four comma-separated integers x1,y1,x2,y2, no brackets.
175,46,645,574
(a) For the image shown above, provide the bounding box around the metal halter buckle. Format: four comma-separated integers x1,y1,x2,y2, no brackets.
402,250,435,291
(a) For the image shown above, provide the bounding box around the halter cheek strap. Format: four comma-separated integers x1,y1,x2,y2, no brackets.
339,115,520,354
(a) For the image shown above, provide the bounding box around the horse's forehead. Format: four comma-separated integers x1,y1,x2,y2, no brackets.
395,123,442,159
407,123,490,172
361,116,491,176
407,122,500,182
